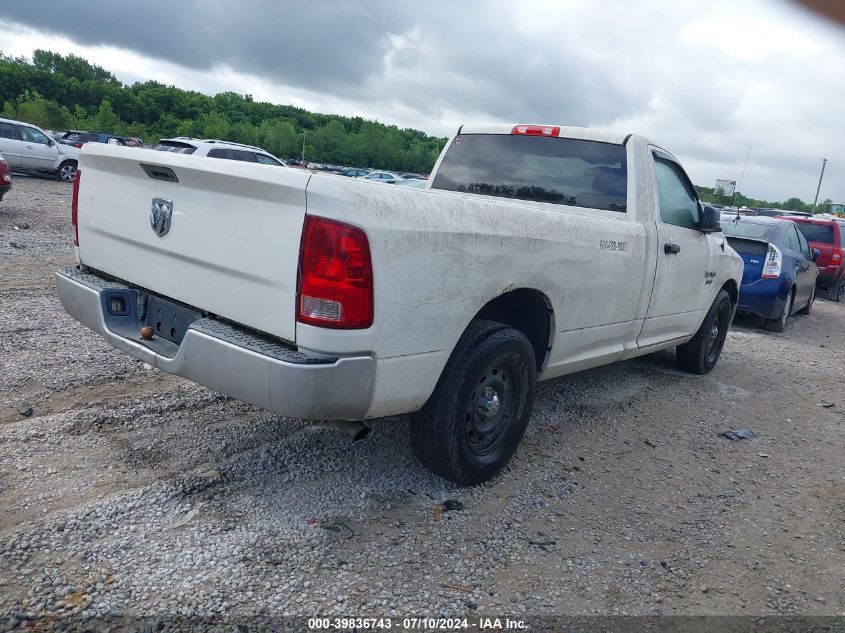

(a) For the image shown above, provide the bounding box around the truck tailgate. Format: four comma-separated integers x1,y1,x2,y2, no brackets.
76,144,310,343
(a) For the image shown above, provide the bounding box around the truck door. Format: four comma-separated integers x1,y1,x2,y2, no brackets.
638,150,714,347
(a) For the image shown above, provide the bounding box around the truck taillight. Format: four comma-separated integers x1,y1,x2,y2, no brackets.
761,243,782,279
71,170,81,246
0,160,10,183
831,248,842,266
297,215,373,329
512,124,560,137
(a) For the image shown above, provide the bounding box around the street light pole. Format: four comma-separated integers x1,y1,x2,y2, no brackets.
811,158,827,214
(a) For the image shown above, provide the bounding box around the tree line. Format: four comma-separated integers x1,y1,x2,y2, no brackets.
0,50,446,173
695,185,832,215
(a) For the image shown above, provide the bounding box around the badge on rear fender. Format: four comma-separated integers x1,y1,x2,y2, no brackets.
150,197,173,237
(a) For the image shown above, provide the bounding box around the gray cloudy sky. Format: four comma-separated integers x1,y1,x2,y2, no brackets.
1,0,843,203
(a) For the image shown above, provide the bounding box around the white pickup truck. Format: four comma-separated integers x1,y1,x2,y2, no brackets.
56,123,743,484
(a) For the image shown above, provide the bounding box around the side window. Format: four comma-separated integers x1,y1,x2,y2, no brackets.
206,148,231,159
795,228,810,258
256,153,282,166
231,150,257,162
786,226,801,253
0,122,15,139
653,156,700,230
20,126,51,145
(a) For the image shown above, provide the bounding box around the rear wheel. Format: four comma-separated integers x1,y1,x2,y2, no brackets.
796,286,815,315
764,289,793,332
676,289,732,374
827,278,843,302
56,160,77,183
410,319,537,486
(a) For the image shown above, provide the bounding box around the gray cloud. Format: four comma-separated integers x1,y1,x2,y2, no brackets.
2,0,844,201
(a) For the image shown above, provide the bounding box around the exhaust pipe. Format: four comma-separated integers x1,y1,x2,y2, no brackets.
330,420,371,442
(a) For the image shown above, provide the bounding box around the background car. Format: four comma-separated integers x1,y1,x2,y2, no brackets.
778,215,845,301
365,171,400,181
722,214,819,332
153,138,286,166
0,116,79,182
0,151,11,201
757,208,812,218
58,130,132,148
343,168,370,177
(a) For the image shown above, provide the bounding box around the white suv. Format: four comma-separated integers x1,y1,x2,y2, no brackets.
0,117,80,182
153,138,286,167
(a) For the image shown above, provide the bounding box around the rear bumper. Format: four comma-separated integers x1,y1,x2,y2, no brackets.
737,277,788,320
55,266,375,420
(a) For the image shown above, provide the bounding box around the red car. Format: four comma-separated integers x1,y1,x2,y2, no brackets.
777,216,845,301
0,152,11,202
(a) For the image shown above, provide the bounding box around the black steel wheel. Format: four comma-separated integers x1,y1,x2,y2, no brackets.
410,319,537,485
676,289,733,374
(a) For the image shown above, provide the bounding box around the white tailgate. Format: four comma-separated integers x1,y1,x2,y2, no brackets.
76,144,310,343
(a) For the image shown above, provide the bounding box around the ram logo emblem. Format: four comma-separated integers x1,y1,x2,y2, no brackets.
150,197,173,237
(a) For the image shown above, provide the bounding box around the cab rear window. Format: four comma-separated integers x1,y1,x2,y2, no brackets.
431,134,627,212
794,222,834,244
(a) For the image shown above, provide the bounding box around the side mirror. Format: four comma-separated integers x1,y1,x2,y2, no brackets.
811,248,821,262
48,139,55,147
698,204,721,233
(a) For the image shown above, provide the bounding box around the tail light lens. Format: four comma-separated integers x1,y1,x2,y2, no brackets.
0,160,10,184
831,248,842,266
71,170,81,246
73,142,83,148
761,243,782,278
297,215,373,329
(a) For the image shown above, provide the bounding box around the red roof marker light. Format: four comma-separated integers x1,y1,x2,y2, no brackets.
512,125,560,137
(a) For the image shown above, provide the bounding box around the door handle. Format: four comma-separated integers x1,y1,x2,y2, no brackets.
664,243,681,254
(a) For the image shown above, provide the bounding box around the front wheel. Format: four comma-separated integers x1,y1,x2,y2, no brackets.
410,319,537,486
676,289,732,374
57,160,77,183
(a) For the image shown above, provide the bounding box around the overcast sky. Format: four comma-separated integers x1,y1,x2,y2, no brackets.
1,0,843,203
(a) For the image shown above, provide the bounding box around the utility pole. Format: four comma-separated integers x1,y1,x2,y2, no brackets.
811,158,827,214
732,145,752,208
302,130,306,163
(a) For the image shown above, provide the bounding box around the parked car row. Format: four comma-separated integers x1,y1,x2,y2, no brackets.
721,211,844,332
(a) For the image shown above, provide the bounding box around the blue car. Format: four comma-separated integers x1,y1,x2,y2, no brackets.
722,214,819,332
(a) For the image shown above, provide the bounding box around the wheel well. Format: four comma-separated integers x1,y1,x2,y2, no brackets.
474,289,552,370
721,279,738,307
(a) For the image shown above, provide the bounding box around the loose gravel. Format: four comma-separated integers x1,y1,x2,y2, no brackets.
1,176,844,628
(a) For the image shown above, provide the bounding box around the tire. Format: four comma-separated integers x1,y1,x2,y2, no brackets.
827,278,843,302
409,319,537,486
676,289,732,374
796,285,815,315
56,160,77,183
764,289,793,333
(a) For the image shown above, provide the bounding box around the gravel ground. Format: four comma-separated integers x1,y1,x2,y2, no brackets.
1,176,844,628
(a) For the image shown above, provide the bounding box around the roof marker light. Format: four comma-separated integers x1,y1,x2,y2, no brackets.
512,125,560,137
